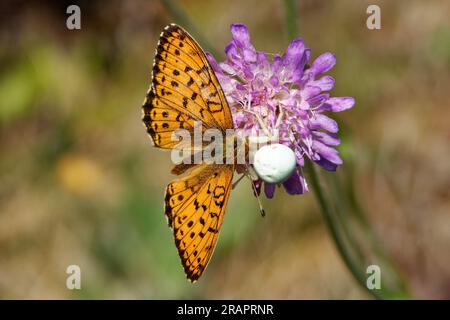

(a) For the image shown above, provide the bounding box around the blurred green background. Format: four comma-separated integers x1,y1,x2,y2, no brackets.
0,0,449,299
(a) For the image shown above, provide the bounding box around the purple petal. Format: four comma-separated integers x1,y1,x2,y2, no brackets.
269,75,279,86
324,97,355,112
309,75,335,91
206,52,222,74
257,52,269,69
305,91,329,107
283,38,309,82
315,157,338,172
310,114,339,133
225,42,238,60
231,24,252,47
313,141,343,165
243,68,254,80
310,52,336,76
305,49,311,61
298,48,311,75
283,96,298,109
219,62,236,75
264,183,275,198
296,49,311,84
298,99,310,110
229,24,257,63
236,83,246,91
301,85,321,101
294,147,305,166
253,179,262,196
313,132,341,146
285,38,305,66
243,48,257,63
282,171,307,195
286,38,305,55
271,54,283,73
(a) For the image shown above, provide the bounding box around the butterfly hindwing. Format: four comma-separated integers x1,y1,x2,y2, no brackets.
165,164,234,281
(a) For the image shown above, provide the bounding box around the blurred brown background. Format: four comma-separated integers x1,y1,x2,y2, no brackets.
0,0,449,299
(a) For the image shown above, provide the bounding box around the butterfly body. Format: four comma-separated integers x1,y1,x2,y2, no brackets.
142,24,236,281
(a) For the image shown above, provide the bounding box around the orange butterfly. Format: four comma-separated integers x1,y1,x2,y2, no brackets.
142,24,236,281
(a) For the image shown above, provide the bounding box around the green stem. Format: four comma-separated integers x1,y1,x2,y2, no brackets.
283,0,395,300
305,161,385,299
283,0,299,40
329,174,366,264
343,166,412,296
160,0,221,58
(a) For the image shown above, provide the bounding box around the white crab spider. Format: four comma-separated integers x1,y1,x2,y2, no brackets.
239,96,297,184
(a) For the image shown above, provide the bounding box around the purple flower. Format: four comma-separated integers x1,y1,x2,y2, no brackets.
207,24,355,198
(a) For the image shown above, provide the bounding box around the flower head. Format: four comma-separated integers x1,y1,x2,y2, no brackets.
207,24,355,198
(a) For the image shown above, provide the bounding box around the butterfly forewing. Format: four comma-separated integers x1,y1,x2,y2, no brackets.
142,24,235,281
143,24,233,150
